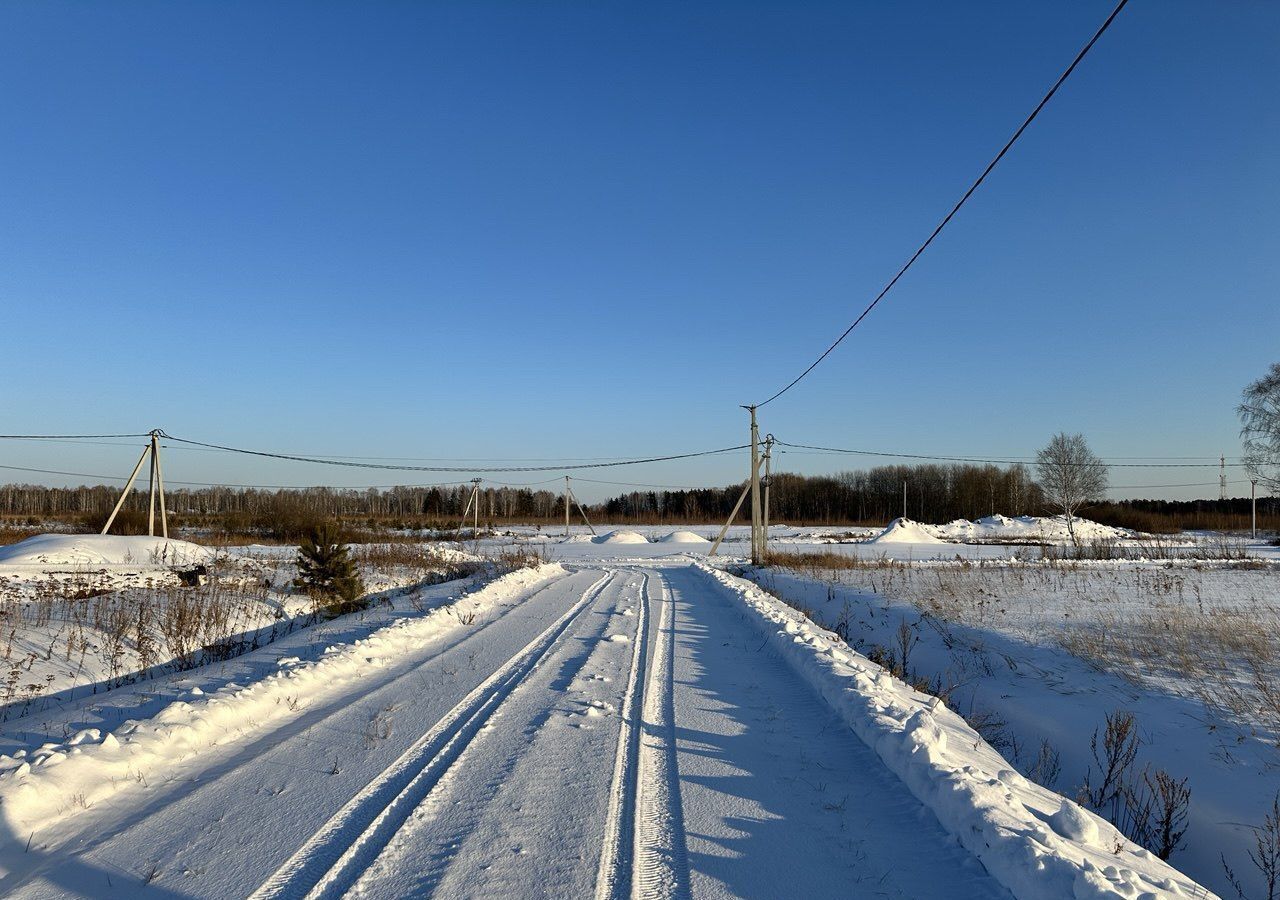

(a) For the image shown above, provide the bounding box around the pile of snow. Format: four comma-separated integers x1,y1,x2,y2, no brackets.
592,530,650,545
698,563,1210,900
0,534,216,567
655,530,710,544
867,518,948,545
931,515,1130,544
560,534,596,544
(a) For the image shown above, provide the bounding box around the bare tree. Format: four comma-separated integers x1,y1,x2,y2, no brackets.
1240,363,1280,494
1036,432,1109,544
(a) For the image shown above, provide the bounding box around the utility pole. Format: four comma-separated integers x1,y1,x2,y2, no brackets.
761,434,774,560
102,429,168,537
746,405,762,565
709,450,764,557
902,479,907,521
1220,454,1227,501
459,478,482,536
1253,479,1258,540
565,475,571,538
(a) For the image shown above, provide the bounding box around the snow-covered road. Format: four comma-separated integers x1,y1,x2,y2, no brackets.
0,563,1055,897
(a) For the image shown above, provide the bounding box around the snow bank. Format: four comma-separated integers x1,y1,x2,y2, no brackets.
932,515,1130,544
0,564,567,865
0,533,216,567
867,518,948,545
655,530,710,544
592,530,649,545
698,563,1212,900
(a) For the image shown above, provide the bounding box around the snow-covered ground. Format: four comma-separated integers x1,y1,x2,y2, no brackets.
0,528,1223,898
0,534,488,722
745,554,1280,898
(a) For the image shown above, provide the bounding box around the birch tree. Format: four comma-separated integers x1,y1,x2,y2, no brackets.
1036,433,1109,544
1240,362,1280,494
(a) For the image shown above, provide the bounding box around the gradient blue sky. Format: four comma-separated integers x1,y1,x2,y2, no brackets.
2,1,1277,501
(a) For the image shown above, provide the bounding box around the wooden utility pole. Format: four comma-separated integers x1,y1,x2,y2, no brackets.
472,478,481,534
565,475,571,537
902,480,907,520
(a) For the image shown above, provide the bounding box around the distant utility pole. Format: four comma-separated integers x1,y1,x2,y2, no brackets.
1253,479,1259,540
102,429,168,538
563,476,596,536
903,479,907,520
1220,454,1227,501
459,478,482,535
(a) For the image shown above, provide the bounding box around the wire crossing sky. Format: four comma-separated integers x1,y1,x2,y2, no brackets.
1,1,1277,501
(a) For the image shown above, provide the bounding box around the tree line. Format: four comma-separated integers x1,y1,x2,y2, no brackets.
0,463,1039,527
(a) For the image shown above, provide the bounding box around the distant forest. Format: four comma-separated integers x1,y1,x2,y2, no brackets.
0,463,1275,535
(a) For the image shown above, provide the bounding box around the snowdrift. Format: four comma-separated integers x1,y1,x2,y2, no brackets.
592,530,649,545
699,563,1211,900
655,530,710,544
932,515,1129,544
867,518,947,545
0,534,216,567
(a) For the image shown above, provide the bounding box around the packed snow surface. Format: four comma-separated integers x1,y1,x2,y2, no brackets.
592,530,649,544
654,530,710,544
867,517,949,544
0,533,216,567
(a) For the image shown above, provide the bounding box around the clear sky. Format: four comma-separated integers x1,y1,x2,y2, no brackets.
2,1,1277,502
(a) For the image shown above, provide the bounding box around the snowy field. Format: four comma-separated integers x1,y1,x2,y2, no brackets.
0,525,1256,897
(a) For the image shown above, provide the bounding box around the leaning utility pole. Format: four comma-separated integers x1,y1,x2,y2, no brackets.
102,429,168,537
746,405,762,565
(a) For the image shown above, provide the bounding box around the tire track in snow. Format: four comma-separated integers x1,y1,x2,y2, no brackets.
249,570,616,900
632,571,692,900
593,569,652,900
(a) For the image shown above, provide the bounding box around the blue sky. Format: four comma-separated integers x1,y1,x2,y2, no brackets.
1,1,1276,501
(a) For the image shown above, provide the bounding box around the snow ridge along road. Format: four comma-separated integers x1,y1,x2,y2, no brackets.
251,571,615,900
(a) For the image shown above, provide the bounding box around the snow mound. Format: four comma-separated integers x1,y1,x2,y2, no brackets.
655,530,710,544
867,518,948,545
931,515,1129,544
593,530,650,545
560,534,596,544
0,534,216,567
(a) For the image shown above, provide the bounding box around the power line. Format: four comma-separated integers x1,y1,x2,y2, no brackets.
754,0,1131,408
0,433,152,440
160,432,749,473
0,462,478,490
775,440,1250,469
